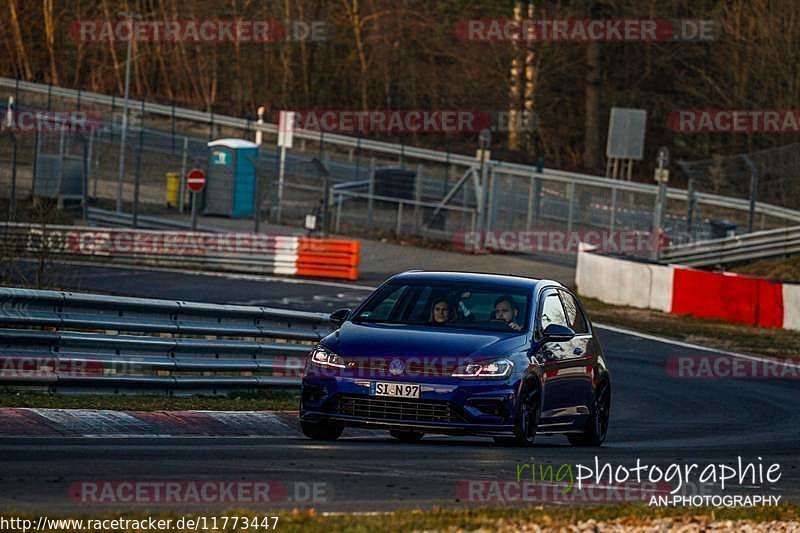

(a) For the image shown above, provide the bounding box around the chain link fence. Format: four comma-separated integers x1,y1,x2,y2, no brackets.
1,78,799,259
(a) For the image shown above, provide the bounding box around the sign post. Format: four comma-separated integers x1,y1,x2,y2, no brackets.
186,168,206,231
477,129,492,233
651,146,670,260
605,107,647,180
276,111,295,223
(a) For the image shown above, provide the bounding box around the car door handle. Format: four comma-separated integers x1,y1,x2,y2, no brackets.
573,347,583,356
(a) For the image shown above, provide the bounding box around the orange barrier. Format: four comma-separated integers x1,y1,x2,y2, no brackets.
297,238,361,281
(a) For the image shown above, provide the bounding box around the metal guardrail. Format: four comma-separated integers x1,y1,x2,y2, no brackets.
86,207,216,232
0,222,361,281
0,287,330,392
661,226,800,267
3,76,800,227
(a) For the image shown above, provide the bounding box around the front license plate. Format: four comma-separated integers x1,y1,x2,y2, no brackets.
370,382,420,398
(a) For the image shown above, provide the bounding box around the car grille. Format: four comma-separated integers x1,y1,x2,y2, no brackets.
336,395,461,423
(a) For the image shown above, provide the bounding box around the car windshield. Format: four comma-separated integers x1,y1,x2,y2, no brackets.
352,282,530,332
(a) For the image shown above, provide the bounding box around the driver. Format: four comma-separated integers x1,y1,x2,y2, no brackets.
493,295,522,331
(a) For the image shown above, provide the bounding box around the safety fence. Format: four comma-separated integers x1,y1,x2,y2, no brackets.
576,246,799,331
4,76,800,252
0,287,327,393
660,225,800,267
0,223,361,281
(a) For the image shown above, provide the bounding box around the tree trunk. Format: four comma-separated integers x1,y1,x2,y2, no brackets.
507,1,523,150
522,1,536,152
43,0,60,85
101,0,123,94
582,29,601,171
343,0,369,111
8,0,33,79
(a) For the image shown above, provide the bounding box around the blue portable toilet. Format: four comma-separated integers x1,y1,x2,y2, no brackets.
204,138,259,218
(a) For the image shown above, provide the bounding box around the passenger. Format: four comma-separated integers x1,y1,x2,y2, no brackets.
429,299,453,325
493,295,522,331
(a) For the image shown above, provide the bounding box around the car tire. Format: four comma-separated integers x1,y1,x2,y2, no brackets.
301,420,344,441
389,430,424,442
568,381,610,447
493,387,539,446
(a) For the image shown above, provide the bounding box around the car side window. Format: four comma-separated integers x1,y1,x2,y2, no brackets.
408,287,433,321
559,290,588,334
362,286,405,320
540,292,568,329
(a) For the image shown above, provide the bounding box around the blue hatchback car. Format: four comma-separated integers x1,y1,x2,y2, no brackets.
300,271,610,446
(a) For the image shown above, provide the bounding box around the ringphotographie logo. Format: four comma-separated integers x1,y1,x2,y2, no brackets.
465,456,783,507
456,19,717,42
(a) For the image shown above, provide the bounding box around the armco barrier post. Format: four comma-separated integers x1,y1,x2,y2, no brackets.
132,99,145,228
652,147,670,260
7,132,17,222
179,137,188,213
414,164,423,231
566,181,576,233
609,187,617,233
526,175,535,230
367,157,375,225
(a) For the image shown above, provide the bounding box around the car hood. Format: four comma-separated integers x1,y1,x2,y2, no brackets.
321,321,528,360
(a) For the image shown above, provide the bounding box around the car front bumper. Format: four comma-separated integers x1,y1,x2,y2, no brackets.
300,375,520,436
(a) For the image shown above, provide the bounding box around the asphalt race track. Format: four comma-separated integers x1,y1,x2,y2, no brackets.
1,264,798,512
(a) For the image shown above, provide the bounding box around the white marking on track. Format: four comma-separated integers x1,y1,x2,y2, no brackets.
595,322,800,369
31,259,376,290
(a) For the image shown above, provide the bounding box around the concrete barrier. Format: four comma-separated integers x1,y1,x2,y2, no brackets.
576,249,652,308
576,246,797,331
576,246,673,310
784,284,800,331
671,269,783,327
648,264,674,313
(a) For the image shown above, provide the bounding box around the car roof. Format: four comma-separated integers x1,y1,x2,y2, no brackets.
388,270,563,291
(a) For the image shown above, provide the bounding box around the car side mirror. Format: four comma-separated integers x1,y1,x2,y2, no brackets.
330,308,351,326
542,323,575,343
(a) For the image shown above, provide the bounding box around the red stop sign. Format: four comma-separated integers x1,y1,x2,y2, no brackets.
186,168,206,193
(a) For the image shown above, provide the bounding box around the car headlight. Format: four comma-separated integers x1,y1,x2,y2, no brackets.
309,346,345,368
452,358,513,378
